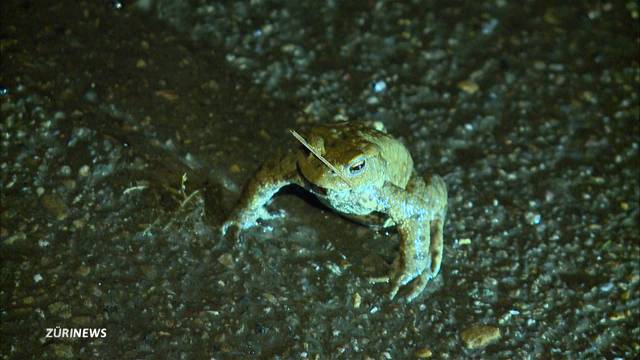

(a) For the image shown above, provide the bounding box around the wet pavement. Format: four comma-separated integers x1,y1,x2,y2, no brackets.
1,0,638,358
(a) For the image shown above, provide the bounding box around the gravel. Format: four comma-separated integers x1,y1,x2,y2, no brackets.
1,0,638,358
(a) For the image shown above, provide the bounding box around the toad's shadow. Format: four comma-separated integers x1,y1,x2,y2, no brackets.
272,185,399,276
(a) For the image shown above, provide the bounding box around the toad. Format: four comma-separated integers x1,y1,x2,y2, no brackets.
222,121,447,302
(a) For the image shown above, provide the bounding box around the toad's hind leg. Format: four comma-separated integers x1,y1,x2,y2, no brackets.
429,218,444,275
403,218,444,302
402,174,446,302
407,173,447,213
414,173,447,274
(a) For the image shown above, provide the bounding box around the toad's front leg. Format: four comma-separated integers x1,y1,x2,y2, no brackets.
221,152,302,237
371,181,446,302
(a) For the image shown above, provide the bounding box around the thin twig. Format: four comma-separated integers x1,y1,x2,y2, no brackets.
123,185,148,195
162,189,201,231
289,129,353,187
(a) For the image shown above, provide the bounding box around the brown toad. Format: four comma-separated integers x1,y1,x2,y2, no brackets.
222,121,447,302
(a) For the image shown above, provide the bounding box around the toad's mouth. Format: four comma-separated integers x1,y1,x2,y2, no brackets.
297,162,330,196
300,174,328,196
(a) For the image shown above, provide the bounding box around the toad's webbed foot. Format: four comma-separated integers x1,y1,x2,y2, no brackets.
370,217,444,302
220,206,284,239
369,268,435,302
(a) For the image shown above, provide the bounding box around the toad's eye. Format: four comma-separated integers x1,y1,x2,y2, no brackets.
348,159,366,175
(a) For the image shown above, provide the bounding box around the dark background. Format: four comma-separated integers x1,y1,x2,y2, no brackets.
1,0,638,358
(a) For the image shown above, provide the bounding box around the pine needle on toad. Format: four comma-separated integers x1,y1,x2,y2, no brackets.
289,129,353,187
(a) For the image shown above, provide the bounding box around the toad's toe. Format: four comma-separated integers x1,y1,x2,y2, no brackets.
388,270,420,300
404,271,434,302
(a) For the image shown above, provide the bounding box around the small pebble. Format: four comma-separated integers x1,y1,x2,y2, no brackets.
155,90,179,101
609,311,626,321
22,296,35,305
621,291,630,301
78,165,91,177
76,265,91,277
460,325,501,349
52,344,73,359
72,219,85,229
525,212,541,225
416,347,433,358
229,164,241,173
534,60,546,70
259,129,271,140
373,80,387,93
218,253,234,269
352,293,361,308
263,292,278,304
59,165,72,177
63,180,76,190
458,80,479,94
136,59,147,68
41,194,69,220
